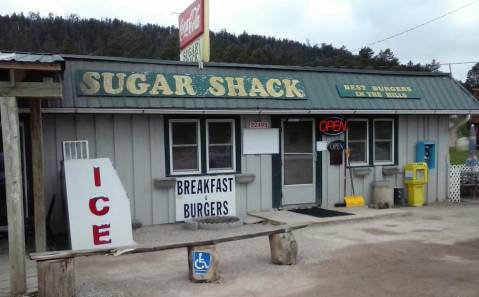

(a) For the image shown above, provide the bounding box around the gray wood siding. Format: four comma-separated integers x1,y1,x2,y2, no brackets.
236,115,273,215
321,115,449,207
42,113,449,228
42,114,273,227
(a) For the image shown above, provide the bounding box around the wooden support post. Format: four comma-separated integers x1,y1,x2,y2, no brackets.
0,96,27,295
187,244,220,282
269,231,298,265
30,100,47,252
37,258,75,297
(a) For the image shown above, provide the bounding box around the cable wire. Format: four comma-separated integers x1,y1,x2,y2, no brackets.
354,0,479,52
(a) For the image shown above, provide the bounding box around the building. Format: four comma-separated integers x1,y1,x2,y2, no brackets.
3,53,479,235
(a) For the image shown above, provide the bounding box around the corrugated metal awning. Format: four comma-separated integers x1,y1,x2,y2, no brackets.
0,52,64,63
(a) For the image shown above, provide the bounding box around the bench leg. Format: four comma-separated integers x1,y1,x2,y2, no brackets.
37,258,75,297
187,244,220,283
269,231,298,265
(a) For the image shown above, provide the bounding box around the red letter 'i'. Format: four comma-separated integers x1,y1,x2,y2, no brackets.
94,167,101,187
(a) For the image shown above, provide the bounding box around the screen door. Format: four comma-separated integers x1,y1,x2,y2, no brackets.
281,119,315,205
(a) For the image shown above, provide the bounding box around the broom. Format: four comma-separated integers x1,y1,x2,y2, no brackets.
343,148,365,207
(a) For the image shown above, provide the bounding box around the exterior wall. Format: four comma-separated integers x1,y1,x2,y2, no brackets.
42,113,273,229
321,115,449,207
237,115,273,214
42,113,449,229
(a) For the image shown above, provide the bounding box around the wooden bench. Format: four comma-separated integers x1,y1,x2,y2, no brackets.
460,170,479,198
29,224,307,297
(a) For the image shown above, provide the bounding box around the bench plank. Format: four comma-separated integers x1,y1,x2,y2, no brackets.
30,224,308,261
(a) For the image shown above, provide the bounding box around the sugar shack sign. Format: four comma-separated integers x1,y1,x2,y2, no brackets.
336,84,420,99
175,175,236,221
76,71,307,99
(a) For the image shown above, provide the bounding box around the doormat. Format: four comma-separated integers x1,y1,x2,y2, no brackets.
289,207,353,218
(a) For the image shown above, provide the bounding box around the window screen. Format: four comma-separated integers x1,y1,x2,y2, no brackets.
347,120,368,164
207,120,234,171
374,120,394,163
170,121,200,173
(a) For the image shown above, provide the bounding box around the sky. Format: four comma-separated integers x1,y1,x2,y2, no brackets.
1,0,478,81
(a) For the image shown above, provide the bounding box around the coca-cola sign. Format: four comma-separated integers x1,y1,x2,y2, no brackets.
179,0,204,49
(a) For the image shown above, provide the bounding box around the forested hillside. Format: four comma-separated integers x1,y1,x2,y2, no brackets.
0,12,440,71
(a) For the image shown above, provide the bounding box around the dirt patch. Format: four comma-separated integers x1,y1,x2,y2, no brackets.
412,229,442,233
385,224,398,227
360,228,402,235
75,239,479,297
287,240,479,297
455,237,479,250
422,215,442,220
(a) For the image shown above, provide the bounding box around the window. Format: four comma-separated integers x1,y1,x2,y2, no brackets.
206,119,235,173
373,119,394,164
169,120,201,174
167,118,239,175
346,119,369,165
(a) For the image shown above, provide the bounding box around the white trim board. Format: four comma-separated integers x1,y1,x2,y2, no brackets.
18,108,479,115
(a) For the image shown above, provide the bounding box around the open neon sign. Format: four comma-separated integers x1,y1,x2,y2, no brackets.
318,117,347,136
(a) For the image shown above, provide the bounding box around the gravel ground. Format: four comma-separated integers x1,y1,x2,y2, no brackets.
1,202,479,297
74,203,479,297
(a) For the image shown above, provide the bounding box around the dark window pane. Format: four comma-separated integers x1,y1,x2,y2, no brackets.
283,121,312,153
284,154,313,185
172,122,197,145
172,147,198,171
375,121,393,139
209,146,233,169
349,142,367,163
375,141,392,162
209,122,232,144
348,121,367,141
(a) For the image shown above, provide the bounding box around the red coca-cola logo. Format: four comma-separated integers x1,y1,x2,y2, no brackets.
179,0,204,49
318,117,347,136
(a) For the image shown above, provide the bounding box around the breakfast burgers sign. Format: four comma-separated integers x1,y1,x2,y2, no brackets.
175,175,236,221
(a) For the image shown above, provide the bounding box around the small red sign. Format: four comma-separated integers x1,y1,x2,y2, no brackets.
318,117,347,136
179,0,205,49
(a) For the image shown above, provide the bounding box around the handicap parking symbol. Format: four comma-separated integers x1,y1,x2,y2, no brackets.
192,251,211,275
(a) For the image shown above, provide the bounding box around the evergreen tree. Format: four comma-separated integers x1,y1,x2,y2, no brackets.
0,13,434,72
465,62,479,91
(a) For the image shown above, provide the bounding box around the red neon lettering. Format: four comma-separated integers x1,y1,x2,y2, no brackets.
92,224,111,245
93,167,101,187
319,120,328,133
319,118,347,135
89,197,110,216
333,120,341,131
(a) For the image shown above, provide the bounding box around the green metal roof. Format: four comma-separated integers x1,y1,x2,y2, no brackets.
53,55,479,114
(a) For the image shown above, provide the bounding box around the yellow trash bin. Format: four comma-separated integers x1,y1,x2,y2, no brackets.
404,162,428,207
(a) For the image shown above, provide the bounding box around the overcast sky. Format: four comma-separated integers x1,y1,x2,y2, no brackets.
1,0,478,81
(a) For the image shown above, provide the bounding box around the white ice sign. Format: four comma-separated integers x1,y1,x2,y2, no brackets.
64,158,135,250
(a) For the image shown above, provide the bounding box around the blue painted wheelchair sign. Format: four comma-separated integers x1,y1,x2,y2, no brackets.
192,251,211,275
